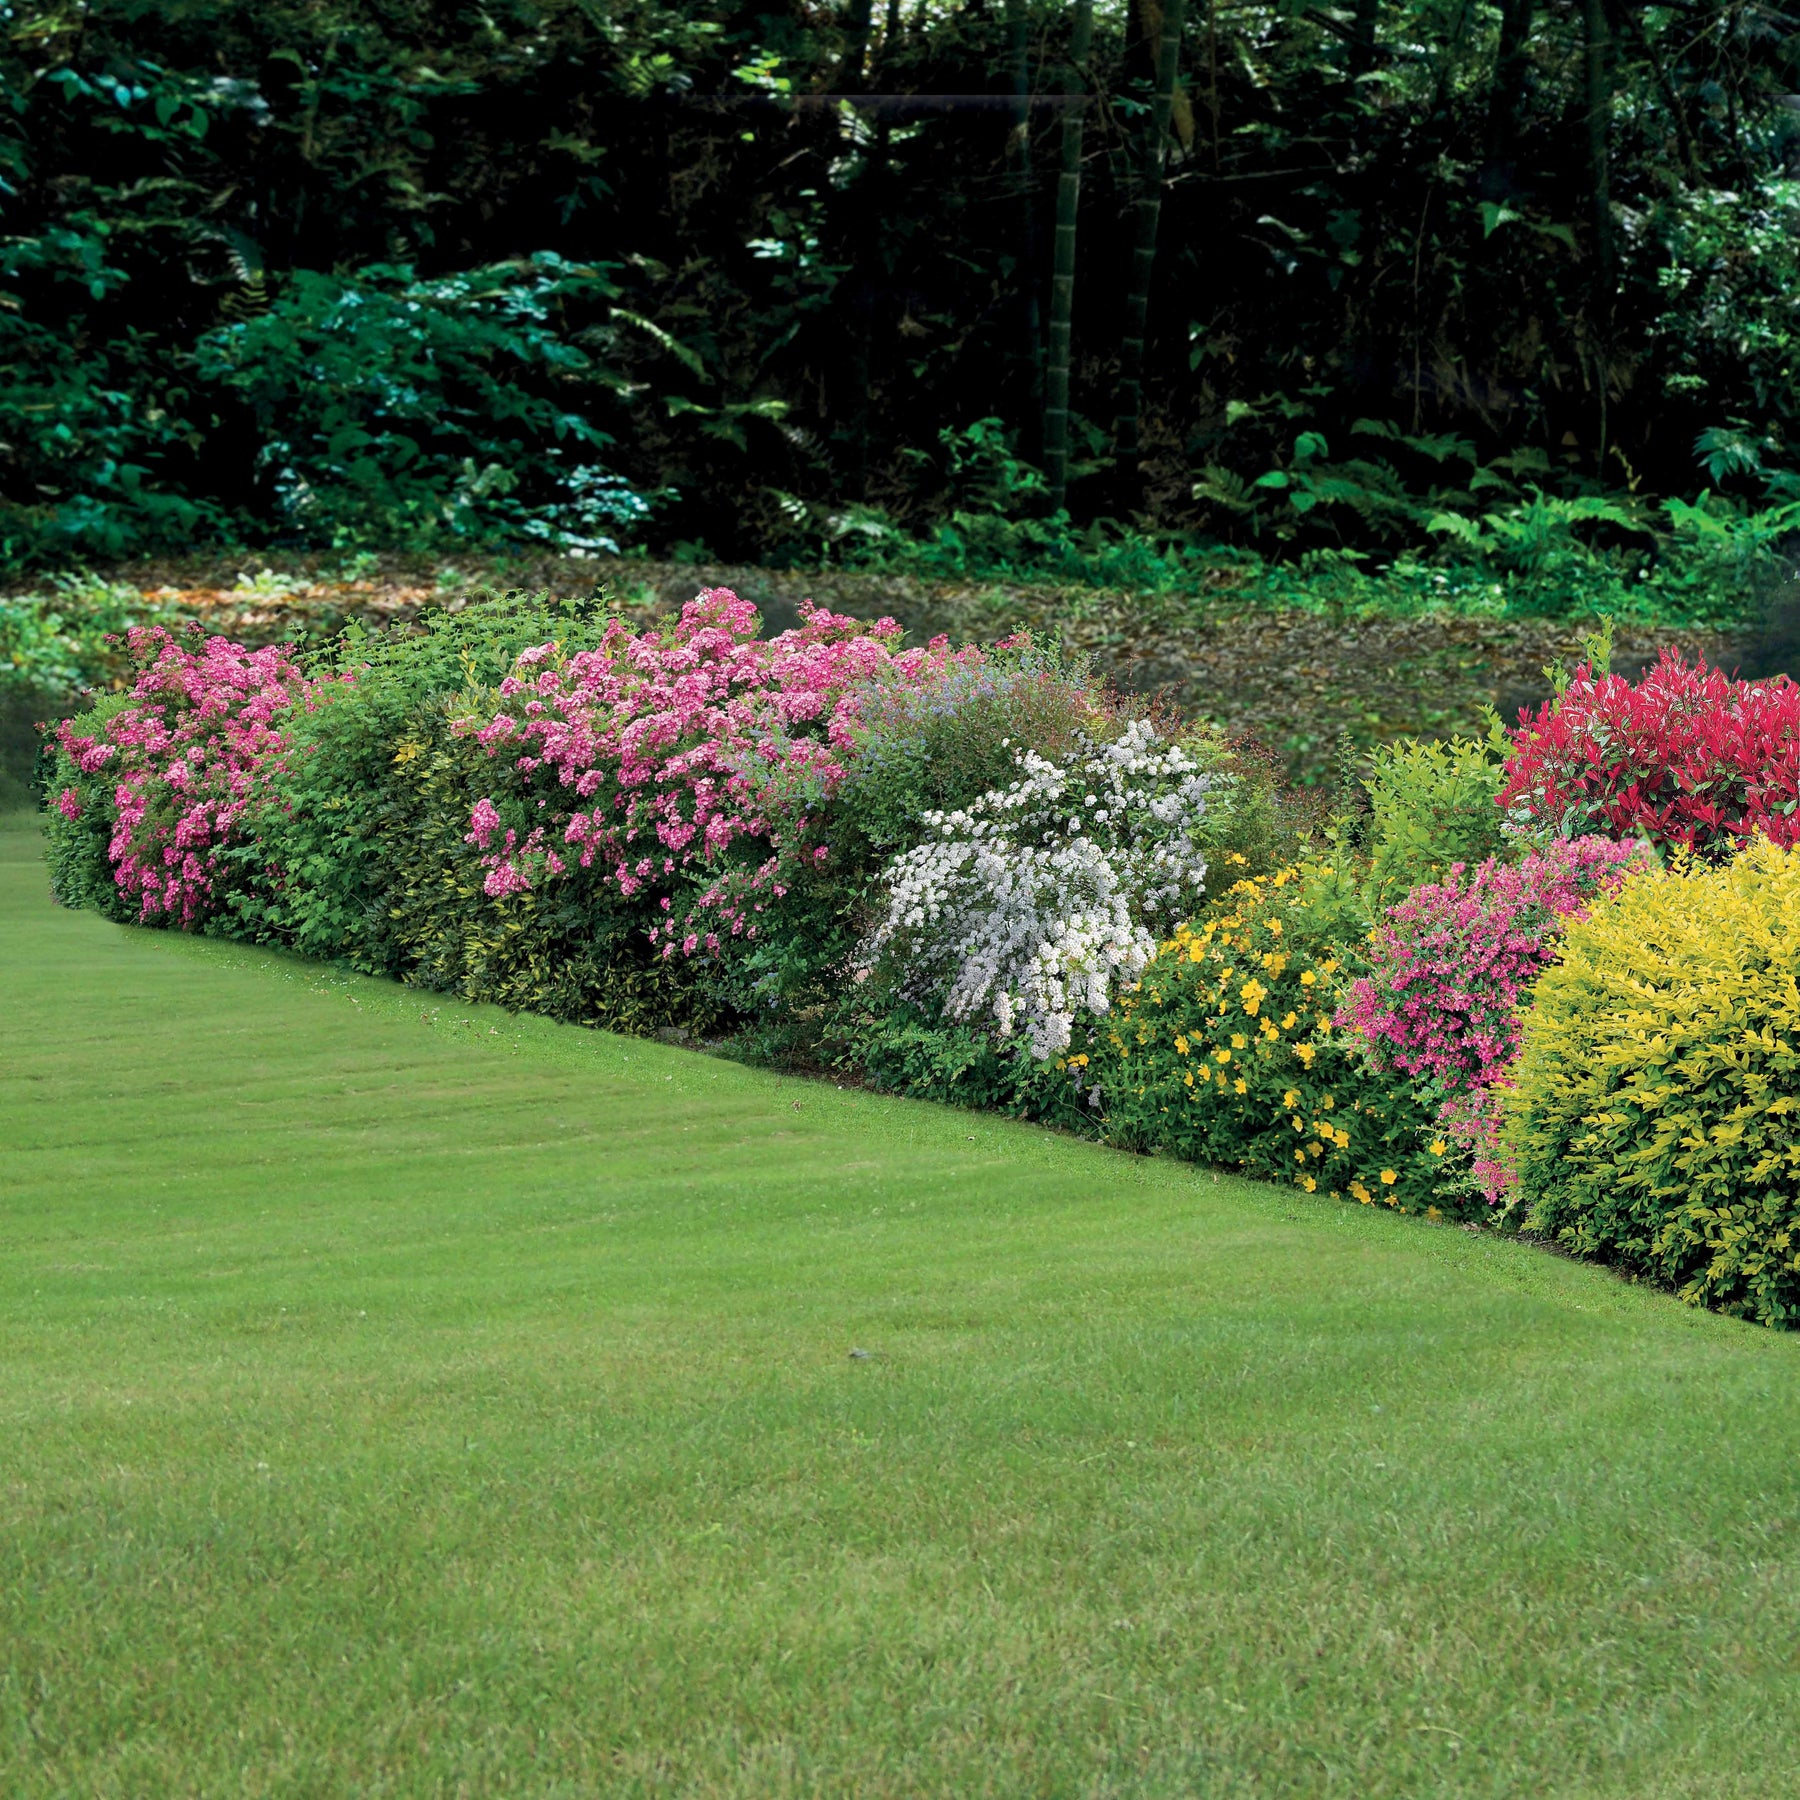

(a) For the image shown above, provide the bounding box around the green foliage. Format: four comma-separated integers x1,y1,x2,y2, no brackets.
1516,841,1800,1326
223,594,621,973
194,258,657,553
4,2,1800,603
1363,727,1513,906
1652,174,1800,464
1084,861,1477,1219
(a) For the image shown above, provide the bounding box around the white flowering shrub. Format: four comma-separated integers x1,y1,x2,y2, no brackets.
859,719,1219,1058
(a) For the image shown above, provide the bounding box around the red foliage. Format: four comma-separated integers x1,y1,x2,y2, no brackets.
1499,649,1800,854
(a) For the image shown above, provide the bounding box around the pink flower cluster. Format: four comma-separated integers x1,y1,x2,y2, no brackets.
462,587,975,952
53,625,320,926
1338,835,1652,1206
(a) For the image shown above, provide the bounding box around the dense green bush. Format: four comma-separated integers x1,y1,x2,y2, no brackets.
815,994,1093,1128
1514,841,1800,1327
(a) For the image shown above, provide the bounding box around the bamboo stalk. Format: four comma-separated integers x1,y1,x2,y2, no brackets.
1044,0,1093,511
1113,0,1188,479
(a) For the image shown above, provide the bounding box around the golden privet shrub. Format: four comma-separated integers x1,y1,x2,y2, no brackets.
1514,839,1800,1326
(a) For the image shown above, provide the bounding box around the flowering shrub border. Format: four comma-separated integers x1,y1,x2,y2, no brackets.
44,596,1800,1329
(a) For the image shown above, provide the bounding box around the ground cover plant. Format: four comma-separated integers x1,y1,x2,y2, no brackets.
7,811,1800,1795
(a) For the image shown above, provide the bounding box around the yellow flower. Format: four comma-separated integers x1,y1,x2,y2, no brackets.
1214,1046,1231,1064
1299,969,1317,987
1295,1147,1306,1163
1429,1137,1447,1156
1174,1035,1189,1055
1321,1094,1335,1109
1233,1078,1247,1094
1321,958,1339,975
1240,979,1266,1016
1426,1205,1442,1219
1295,1043,1316,1069
1184,1070,1194,1087
1351,1181,1373,1205
1291,1115,1304,1132
1379,1169,1397,1185
1267,919,1283,937
1302,1175,1317,1192
1283,1088,1300,1107
1280,1011,1298,1030
1231,1032,1247,1050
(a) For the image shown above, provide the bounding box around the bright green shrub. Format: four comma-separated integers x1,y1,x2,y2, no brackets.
1363,728,1512,905
1514,839,1800,1326
1085,862,1478,1217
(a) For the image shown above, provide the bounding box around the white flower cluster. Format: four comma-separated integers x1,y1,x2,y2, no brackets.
860,719,1217,1058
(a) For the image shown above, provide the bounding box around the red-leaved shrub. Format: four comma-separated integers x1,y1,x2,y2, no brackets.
1500,649,1800,854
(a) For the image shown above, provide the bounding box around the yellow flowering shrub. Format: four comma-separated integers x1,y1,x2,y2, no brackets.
1514,839,1800,1326
1080,860,1476,1218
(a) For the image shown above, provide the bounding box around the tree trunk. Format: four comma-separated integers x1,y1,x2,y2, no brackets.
1044,0,1094,513
842,0,874,91
1583,0,1614,293
1113,0,1187,482
1006,0,1044,431
1483,0,1533,169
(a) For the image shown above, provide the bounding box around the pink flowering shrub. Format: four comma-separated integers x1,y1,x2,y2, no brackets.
1337,835,1653,1208
50,625,320,926
460,587,976,958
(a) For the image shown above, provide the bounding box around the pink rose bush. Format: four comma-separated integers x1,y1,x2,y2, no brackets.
52,625,327,926
1337,835,1653,1207
459,587,976,956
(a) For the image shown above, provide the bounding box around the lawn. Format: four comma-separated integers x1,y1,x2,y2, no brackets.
3,811,1799,1798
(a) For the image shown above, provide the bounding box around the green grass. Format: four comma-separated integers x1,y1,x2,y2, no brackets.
3,814,1799,1797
